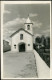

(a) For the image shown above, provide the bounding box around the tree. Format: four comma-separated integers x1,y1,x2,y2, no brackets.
41,35,45,46
35,36,41,44
45,36,50,49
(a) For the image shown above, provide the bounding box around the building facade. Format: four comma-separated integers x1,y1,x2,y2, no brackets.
3,40,11,52
10,17,34,52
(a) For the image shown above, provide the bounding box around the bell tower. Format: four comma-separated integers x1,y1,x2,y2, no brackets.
24,15,33,34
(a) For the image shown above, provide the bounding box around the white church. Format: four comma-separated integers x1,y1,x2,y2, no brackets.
10,17,34,52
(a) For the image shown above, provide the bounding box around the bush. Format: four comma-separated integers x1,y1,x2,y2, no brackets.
37,49,50,67
33,45,50,67
44,49,50,53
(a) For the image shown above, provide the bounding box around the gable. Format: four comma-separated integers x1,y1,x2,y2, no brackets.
10,28,34,37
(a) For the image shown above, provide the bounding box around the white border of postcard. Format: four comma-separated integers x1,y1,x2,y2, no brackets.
1,1,51,79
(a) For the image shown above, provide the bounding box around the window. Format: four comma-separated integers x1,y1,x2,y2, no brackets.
20,34,23,40
28,44,30,46
14,44,16,49
27,25,30,30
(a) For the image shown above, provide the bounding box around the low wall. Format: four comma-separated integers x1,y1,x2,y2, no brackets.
33,50,50,78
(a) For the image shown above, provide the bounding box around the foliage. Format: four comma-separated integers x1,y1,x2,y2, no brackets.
33,35,50,67
35,36,41,44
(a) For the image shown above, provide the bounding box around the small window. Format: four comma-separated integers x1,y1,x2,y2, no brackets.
27,25,30,30
20,34,23,40
14,44,16,49
28,44,30,46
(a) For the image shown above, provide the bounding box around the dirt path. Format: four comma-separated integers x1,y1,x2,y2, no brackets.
3,51,38,78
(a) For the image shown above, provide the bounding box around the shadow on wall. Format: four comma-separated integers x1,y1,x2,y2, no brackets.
3,40,11,52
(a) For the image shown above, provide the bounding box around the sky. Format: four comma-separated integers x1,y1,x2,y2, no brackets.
3,2,50,42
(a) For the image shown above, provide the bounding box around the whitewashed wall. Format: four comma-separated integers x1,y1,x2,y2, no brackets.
25,24,33,34
11,30,33,52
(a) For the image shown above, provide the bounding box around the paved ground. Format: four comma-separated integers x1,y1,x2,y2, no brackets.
3,51,38,78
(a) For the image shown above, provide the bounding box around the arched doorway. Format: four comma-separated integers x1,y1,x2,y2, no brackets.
18,42,25,52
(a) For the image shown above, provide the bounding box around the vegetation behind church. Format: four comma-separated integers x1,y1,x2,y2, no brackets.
33,35,50,67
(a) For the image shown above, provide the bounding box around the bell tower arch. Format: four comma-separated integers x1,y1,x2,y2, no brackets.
24,16,33,34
